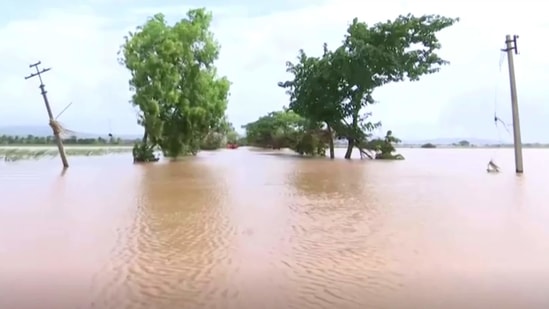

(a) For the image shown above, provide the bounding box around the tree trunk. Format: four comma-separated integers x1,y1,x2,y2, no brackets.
345,111,359,159
326,123,335,159
142,131,148,143
344,138,354,159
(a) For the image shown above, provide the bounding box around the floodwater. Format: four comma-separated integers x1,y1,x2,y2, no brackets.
1,147,549,309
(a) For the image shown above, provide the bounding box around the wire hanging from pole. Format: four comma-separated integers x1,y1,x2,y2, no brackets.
494,52,504,126
488,50,511,173
493,52,512,137
55,102,73,120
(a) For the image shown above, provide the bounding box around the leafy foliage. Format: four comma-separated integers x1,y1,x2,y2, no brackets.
278,45,343,158
200,132,225,150
119,9,230,159
200,116,240,150
132,142,158,162
363,130,404,160
243,110,328,156
279,14,458,159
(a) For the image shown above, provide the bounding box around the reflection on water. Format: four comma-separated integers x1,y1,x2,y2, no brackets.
285,159,401,309
92,159,237,309
1,149,549,308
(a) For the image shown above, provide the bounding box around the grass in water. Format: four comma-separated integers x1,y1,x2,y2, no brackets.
0,147,132,162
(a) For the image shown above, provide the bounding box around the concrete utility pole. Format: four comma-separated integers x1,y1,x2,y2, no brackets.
502,35,523,174
25,61,69,168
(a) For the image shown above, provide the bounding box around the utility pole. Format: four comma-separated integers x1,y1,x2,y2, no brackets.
25,61,69,168
502,35,523,174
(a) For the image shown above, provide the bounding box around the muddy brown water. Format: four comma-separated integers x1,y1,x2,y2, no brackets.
1,147,549,309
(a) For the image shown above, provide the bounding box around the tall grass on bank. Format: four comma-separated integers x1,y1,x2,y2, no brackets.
0,147,132,162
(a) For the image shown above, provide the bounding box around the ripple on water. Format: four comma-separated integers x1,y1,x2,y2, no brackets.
90,169,236,309
278,187,403,309
7,149,547,309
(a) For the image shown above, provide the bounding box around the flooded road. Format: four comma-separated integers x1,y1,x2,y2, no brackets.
1,147,549,309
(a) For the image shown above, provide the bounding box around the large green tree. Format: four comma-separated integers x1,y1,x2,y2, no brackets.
280,14,458,159
119,9,230,160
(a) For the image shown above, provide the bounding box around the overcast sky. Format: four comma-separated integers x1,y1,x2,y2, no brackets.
1,0,548,142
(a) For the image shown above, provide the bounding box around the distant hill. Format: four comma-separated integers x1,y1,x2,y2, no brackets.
335,137,502,146
402,138,501,146
0,126,53,137
0,125,141,140
0,126,516,145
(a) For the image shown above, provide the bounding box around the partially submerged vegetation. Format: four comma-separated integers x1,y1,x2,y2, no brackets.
0,134,129,145
119,9,233,163
131,143,158,163
362,131,405,160
245,14,458,160
6,10,458,165
242,110,329,156
0,147,132,162
115,9,457,163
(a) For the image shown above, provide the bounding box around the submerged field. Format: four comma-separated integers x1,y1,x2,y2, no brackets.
0,146,133,161
1,147,549,308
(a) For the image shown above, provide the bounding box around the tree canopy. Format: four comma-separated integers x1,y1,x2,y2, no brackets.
278,44,344,158
243,110,328,156
119,8,231,161
118,10,458,162
200,116,240,150
279,14,458,159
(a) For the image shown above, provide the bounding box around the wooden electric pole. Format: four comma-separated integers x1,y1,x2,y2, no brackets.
502,35,523,174
25,61,69,168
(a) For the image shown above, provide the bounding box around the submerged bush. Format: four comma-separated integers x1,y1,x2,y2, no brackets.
132,142,158,163
363,130,405,160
